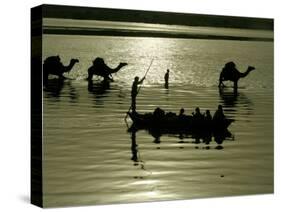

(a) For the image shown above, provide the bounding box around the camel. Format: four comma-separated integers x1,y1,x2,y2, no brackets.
87,57,127,81
43,56,79,82
218,61,255,90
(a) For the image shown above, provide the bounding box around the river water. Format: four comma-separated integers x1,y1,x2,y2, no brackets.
42,23,273,207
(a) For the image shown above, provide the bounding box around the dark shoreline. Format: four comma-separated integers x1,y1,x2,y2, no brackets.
42,4,273,30
43,27,273,42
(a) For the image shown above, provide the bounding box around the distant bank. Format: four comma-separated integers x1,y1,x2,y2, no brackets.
41,4,273,30
43,26,273,42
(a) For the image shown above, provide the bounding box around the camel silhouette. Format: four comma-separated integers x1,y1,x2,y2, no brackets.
87,57,127,81
218,62,255,90
43,56,79,83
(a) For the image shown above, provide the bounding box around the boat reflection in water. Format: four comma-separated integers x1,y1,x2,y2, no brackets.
128,120,235,166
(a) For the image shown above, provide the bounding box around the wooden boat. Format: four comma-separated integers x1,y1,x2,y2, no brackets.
127,111,234,132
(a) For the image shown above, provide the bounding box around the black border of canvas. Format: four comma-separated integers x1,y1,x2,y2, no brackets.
31,5,43,208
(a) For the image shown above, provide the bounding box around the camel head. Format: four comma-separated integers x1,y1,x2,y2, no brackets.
248,66,255,72
71,58,79,64
119,62,128,67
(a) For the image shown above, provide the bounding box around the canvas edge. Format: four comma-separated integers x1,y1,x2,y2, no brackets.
31,4,43,208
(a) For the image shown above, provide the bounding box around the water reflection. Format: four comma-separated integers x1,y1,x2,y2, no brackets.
44,79,78,102
87,80,111,95
219,87,253,115
87,80,111,106
130,128,147,173
129,125,234,152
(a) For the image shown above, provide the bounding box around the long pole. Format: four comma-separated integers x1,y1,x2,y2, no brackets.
137,58,154,94
124,59,154,121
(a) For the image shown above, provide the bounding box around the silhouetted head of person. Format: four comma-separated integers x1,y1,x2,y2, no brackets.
167,69,170,73
134,76,139,82
180,108,185,115
206,110,211,115
218,105,223,111
195,107,200,113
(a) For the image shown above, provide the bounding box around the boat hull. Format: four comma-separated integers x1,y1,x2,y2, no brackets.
128,112,233,132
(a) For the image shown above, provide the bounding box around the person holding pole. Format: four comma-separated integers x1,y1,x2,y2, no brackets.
131,76,145,113
124,59,154,122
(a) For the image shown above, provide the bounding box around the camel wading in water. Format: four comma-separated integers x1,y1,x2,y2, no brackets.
218,61,255,90
87,57,128,81
43,56,79,83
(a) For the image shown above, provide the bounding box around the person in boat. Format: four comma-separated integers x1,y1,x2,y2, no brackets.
205,110,212,121
165,111,177,117
192,107,203,118
213,105,226,122
204,109,213,127
178,108,189,122
131,76,145,112
164,69,170,88
153,107,165,118
192,107,204,123
179,108,185,118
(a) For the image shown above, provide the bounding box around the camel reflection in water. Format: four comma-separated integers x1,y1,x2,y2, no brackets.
219,87,253,117
87,79,111,95
87,79,113,106
44,78,78,103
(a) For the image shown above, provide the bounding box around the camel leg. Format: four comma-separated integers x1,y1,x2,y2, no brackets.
104,75,114,82
218,76,226,87
59,74,66,80
218,73,224,87
219,80,225,88
87,73,94,81
109,74,114,81
234,81,238,91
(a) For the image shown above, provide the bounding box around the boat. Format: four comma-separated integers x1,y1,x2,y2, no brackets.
127,111,234,132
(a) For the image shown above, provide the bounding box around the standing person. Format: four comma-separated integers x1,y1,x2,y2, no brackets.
131,76,145,112
164,69,170,88
213,105,225,122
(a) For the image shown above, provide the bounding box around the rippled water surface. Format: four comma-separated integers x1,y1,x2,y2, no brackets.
42,33,273,207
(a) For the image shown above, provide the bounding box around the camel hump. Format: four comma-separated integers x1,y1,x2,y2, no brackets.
225,61,236,69
93,57,105,67
44,55,61,66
